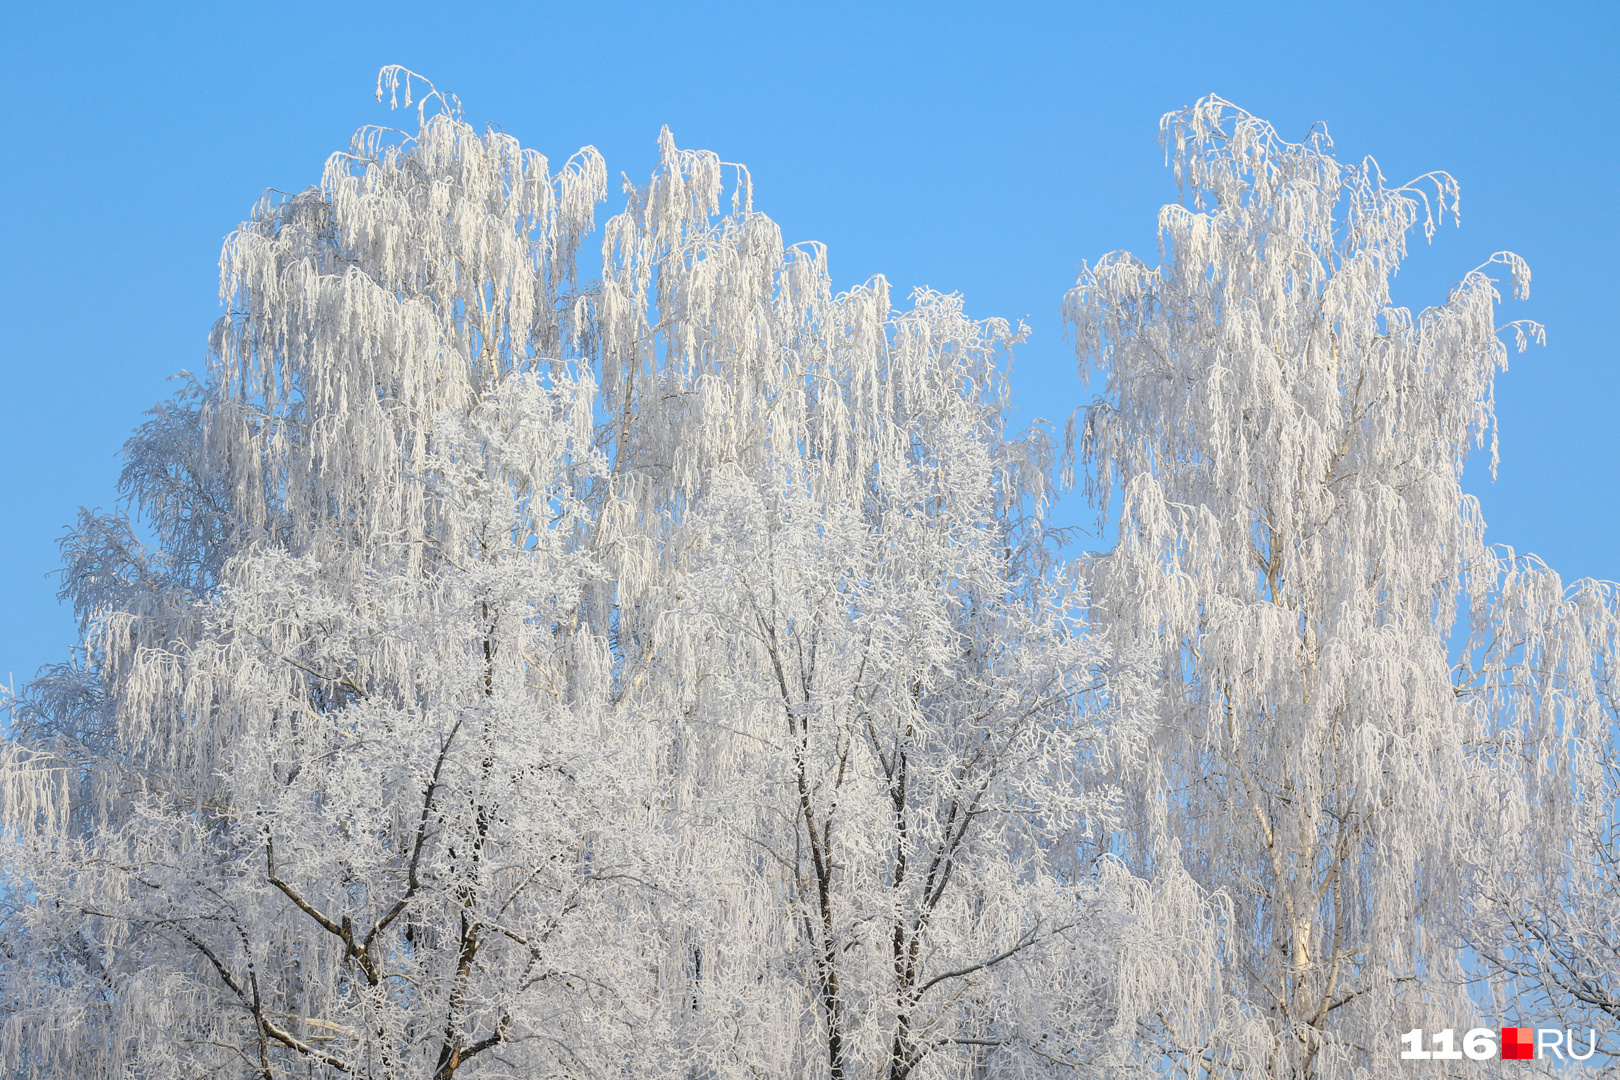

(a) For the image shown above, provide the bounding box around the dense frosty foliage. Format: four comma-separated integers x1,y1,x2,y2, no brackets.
2,76,1615,1080
1065,97,1620,1075
1458,558,1620,1035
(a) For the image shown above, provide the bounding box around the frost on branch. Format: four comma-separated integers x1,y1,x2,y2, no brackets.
1457,556,1620,1044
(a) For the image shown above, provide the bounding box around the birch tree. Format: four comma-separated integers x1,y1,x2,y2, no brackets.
584,132,1118,1078
1064,96,1561,1077
0,70,657,1080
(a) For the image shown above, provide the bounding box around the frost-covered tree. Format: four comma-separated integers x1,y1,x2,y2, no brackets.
0,70,1209,1080
0,69,643,1080
578,130,1218,1077
577,109,1241,1080
1062,96,1601,1077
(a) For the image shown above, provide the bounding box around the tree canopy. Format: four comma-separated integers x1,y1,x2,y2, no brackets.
2,70,1615,1080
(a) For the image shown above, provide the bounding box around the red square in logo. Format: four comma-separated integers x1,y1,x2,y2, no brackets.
1501,1027,1534,1060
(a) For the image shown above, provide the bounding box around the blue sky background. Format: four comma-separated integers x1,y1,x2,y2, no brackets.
2,1,1615,692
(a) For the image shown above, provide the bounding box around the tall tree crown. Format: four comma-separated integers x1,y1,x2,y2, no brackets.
1062,96,1603,1078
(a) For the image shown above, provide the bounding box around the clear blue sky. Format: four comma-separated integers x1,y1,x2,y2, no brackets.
2,1,1615,692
